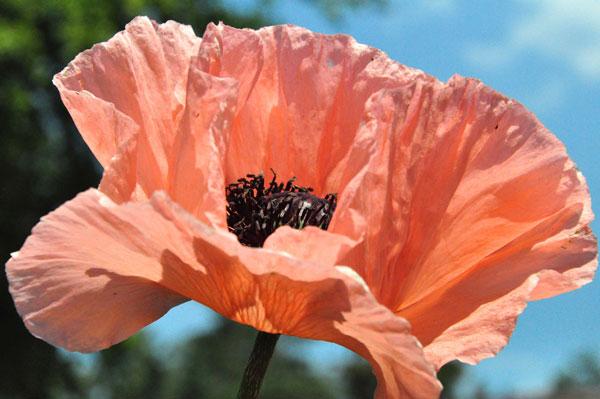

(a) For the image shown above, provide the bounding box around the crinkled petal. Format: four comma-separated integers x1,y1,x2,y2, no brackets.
422,276,539,368
187,223,440,399
413,210,597,368
55,17,239,225
262,226,443,398
98,66,238,227
197,23,434,195
6,190,187,351
54,17,200,191
421,225,597,369
165,67,237,227
326,75,596,366
6,191,440,398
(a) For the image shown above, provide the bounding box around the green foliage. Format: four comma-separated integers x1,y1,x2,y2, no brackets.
67,321,337,398
87,335,164,399
342,357,377,399
163,321,337,399
551,352,600,397
438,361,463,399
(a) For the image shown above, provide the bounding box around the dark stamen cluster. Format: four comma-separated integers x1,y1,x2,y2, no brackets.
226,171,337,247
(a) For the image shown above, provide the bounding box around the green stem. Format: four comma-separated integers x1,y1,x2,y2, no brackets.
237,331,280,399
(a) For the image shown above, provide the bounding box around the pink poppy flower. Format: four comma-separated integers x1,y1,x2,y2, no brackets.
6,17,597,398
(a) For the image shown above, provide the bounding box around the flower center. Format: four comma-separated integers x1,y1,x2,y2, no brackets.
226,171,337,247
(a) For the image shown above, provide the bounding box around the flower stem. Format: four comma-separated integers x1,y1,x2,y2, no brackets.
237,331,280,399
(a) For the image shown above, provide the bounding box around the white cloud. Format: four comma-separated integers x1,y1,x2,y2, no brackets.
465,0,600,81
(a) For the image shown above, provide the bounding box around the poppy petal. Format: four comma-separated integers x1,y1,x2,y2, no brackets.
263,226,442,398
6,189,187,352
413,208,596,368
197,23,434,194
98,65,238,227
164,67,237,227
420,218,596,370
186,222,441,399
6,191,441,398
55,18,238,225
53,17,201,189
421,275,540,368
325,75,596,366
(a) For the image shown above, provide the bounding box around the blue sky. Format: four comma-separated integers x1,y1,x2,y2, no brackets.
146,0,600,396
